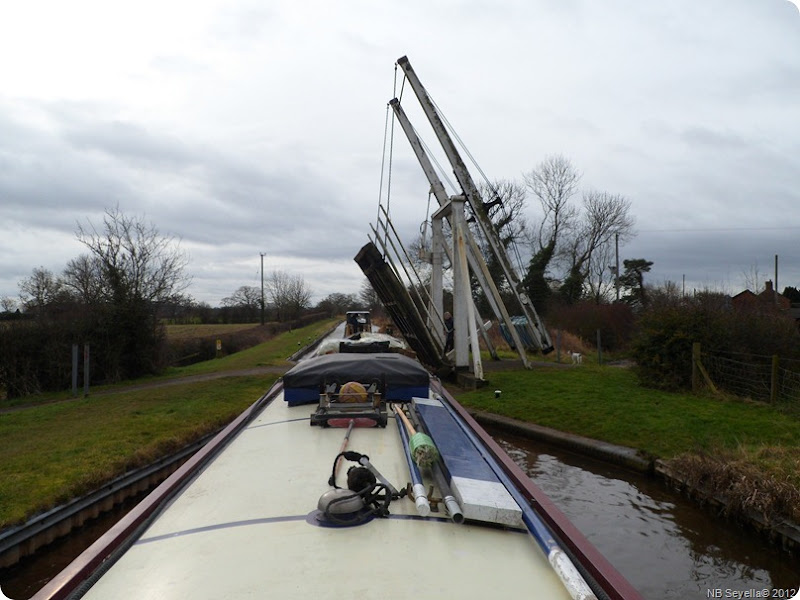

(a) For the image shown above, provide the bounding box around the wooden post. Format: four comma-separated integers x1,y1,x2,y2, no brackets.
596,329,602,365
770,354,779,403
83,344,90,397
451,196,473,371
71,344,78,397
556,329,561,364
692,342,718,395
430,217,444,345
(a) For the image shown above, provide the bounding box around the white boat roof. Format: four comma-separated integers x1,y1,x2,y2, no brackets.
80,389,572,600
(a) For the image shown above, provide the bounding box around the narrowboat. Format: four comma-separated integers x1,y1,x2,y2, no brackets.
30,351,641,600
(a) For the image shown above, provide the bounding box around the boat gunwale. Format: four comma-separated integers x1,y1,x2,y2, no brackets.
31,370,643,600
431,378,644,600
30,379,284,600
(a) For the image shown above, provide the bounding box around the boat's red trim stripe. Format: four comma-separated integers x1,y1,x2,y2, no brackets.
431,380,644,600
31,380,284,600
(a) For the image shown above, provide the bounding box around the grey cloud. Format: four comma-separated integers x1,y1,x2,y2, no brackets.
624,227,800,295
57,111,199,170
2,0,800,305
679,127,750,150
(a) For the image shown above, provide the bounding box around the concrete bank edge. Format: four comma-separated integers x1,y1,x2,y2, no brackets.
470,410,654,473
469,410,800,553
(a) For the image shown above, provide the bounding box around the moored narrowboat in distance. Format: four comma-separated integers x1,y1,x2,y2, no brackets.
344,311,371,337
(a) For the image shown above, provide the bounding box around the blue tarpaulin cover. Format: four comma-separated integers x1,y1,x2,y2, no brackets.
499,316,534,350
283,353,430,406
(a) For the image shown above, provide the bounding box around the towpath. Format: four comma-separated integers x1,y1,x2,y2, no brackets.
0,366,290,416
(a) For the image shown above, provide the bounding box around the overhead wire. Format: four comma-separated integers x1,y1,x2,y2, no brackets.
415,129,458,194
376,104,391,248
403,110,458,259
376,65,406,257
385,110,396,253
428,94,529,279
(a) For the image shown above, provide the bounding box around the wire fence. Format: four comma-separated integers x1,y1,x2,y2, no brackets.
695,345,800,404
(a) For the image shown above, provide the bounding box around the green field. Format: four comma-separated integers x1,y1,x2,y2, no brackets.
164,323,261,340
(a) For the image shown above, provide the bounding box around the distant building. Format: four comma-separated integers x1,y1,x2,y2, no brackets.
731,281,800,326
731,280,790,311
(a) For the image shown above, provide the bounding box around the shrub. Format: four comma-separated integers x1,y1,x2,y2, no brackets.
547,301,635,352
632,293,800,391
0,302,168,398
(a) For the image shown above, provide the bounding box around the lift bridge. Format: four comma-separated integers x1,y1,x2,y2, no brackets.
356,56,553,382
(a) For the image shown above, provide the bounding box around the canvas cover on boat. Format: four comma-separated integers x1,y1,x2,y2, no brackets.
283,353,429,406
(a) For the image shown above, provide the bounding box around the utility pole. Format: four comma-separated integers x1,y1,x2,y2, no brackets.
260,253,266,326
775,254,779,305
615,232,620,302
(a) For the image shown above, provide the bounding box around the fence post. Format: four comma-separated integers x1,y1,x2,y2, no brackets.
770,354,779,403
72,344,78,397
597,329,602,365
556,329,561,363
692,342,719,395
83,344,90,397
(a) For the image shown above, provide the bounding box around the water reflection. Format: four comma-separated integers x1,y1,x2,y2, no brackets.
493,431,800,600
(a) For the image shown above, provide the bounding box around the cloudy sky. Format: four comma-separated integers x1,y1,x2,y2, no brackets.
1,0,799,308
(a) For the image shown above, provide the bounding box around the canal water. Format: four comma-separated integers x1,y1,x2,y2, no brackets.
490,428,800,600
0,492,148,600
3,429,798,599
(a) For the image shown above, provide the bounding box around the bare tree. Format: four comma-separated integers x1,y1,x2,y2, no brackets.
62,254,105,305
221,286,262,309
524,155,581,253
221,285,262,322
559,191,635,303
316,292,359,316
1,296,18,312
74,207,191,379
472,179,528,294
76,206,190,304
266,270,312,321
741,261,763,292
18,267,65,311
359,279,382,312
475,179,528,248
584,242,617,304
522,155,581,308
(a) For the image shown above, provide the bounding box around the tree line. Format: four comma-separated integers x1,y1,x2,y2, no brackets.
410,153,649,314
0,207,385,398
0,208,194,396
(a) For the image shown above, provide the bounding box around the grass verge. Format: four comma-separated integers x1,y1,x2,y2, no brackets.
0,377,268,528
0,318,340,529
164,318,339,375
453,363,800,525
